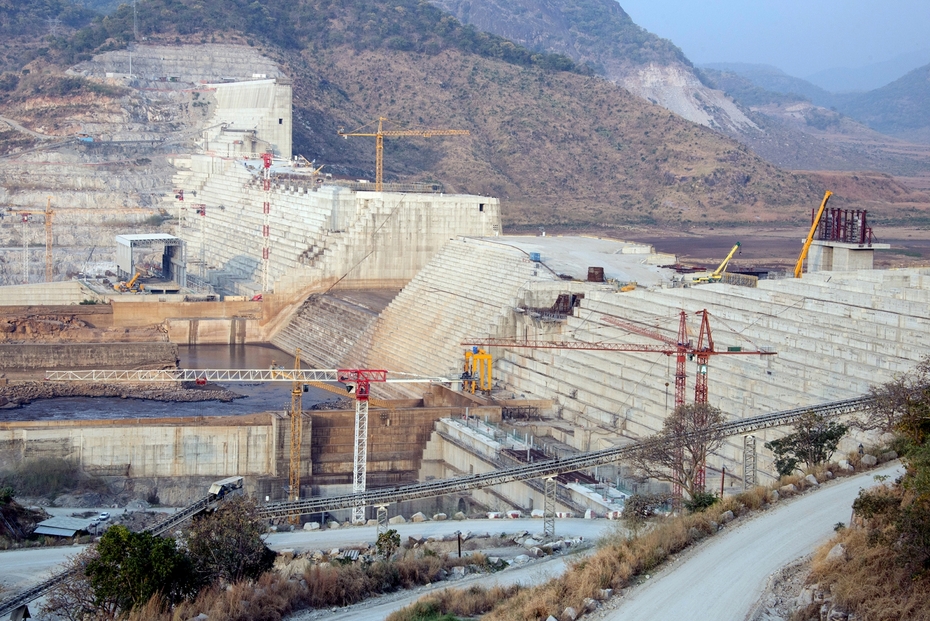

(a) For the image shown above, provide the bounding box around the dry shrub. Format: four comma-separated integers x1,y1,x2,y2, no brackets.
304,563,379,607
125,572,301,621
387,585,522,621
395,554,444,588
807,528,930,621
735,485,768,510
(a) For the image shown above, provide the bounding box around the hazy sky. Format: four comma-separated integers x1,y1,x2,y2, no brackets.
617,0,930,77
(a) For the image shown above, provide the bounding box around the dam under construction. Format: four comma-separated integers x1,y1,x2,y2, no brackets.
2,45,930,526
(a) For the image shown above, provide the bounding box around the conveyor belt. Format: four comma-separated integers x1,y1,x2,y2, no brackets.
258,395,870,518
0,394,870,617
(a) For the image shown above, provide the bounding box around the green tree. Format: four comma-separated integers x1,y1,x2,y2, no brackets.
682,490,719,513
183,495,274,584
85,525,198,612
764,411,848,477
376,528,400,559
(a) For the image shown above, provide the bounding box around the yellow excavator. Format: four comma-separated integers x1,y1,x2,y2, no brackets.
694,242,741,284
113,270,144,292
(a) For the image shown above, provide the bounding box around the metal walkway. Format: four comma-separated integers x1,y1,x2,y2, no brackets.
0,394,869,618
43,369,446,383
258,395,870,518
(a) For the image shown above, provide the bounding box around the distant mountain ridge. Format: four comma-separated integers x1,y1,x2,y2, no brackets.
805,48,930,93
428,0,758,134
839,64,930,144
699,62,849,109
701,61,930,146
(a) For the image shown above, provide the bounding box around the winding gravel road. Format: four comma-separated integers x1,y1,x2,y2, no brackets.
596,462,902,621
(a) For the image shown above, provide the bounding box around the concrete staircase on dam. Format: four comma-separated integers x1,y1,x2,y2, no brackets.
364,238,544,381
270,294,378,368
493,267,930,457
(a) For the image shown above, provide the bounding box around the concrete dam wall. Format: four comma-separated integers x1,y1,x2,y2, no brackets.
0,342,179,370
0,404,496,505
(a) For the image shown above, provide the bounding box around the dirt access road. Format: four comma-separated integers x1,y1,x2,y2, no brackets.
592,462,903,621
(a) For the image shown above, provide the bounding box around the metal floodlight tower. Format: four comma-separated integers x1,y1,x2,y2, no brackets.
261,153,273,292
338,369,388,524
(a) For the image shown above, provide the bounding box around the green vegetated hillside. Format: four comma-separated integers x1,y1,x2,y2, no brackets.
428,0,688,75
3,0,928,230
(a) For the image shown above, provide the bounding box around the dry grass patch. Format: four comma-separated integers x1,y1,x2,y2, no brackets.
392,458,892,621
800,528,930,621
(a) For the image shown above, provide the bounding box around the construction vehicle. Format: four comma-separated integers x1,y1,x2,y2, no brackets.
462,347,492,393
694,242,741,283
113,270,144,292
794,190,833,278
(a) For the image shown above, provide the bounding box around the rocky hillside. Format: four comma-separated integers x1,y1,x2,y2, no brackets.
432,1,930,178
428,0,758,135
697,68,930,178
703,62,930,148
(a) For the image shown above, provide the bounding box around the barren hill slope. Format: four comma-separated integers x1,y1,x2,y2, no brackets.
0,0,928,248
428,0,758,135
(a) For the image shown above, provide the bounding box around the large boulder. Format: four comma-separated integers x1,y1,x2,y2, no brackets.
410,512,428,523
825,543,847,564
805,474,820,487
388,515,406,525
303,521,321,531
861,454,878,467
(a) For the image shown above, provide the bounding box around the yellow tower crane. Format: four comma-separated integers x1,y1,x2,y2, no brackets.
270,349,306,513
338,117,470,191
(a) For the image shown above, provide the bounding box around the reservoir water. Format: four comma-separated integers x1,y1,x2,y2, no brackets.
8,344,336,421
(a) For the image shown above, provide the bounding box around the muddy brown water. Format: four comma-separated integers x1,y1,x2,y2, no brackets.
5,344,335,421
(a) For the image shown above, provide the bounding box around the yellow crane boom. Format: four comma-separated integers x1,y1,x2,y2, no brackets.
794,190,833,278
694,242,741,283
338,117,470,191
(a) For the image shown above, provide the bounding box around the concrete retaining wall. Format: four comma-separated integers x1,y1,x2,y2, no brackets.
0,342,179,370
0,405,473,503
0,282,103,306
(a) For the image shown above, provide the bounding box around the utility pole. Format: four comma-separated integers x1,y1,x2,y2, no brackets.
20,213,30,284
261,153,272,292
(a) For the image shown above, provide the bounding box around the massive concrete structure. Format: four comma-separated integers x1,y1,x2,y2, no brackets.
270,235,930,494
3,43,929,519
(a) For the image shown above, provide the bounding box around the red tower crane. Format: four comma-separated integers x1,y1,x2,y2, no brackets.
463,309,775,493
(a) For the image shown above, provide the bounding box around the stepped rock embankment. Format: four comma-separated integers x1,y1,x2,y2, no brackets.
0,381,239,410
